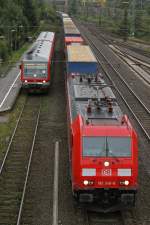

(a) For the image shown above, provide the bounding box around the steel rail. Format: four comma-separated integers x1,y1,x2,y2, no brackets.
109,45,150,86
16,101,41,225
90,27,150,69
113,46,150,68
78,24,150,141
86,210,126,225
84,22,150,59
0,97,27,175
92,33,150,86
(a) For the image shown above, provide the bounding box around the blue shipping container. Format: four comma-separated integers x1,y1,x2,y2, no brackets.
67,62,97,74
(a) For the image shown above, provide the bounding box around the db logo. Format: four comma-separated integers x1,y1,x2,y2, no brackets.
102,169,112,176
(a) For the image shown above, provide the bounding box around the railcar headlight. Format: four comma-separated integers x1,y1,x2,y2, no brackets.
43,80,46,83
83,180,89,186
25,80,27,83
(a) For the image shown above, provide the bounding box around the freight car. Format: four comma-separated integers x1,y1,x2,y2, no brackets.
65,37,84,46
20,32,55,92
63,18,138,212
63,17,81,38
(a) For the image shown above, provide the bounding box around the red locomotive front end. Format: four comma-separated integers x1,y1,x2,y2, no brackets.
71,115,138,211
66,72,138,212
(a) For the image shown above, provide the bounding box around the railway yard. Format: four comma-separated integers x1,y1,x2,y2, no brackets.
0,16,150,225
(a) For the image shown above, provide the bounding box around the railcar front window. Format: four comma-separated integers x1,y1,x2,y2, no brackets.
24,64,47,78
83,137,105,157
83,137,131,157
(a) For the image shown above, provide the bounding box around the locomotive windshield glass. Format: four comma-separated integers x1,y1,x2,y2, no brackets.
24,63,47,78
83,137,106,157
107,137,131,157
83,137,131,157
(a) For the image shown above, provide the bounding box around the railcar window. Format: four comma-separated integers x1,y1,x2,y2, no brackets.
83,137,105,157
83,137,131,157
24,64,47,78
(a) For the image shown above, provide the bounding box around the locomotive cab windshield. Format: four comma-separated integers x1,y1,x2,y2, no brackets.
83,136,131,157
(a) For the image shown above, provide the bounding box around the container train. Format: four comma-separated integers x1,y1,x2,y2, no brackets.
62,13,138,212
20,32,55,92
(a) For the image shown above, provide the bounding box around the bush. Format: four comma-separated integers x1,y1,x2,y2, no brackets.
0,40,9,61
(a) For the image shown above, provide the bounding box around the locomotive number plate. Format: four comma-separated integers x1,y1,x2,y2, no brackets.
102,169,112,176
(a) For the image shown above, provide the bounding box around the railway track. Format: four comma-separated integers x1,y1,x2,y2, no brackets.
77,23,150,142
85,23,150,85
86,211,124,225
0,96,41,225
83,210,138,225
84,22,150,59
76,20,150,86
108,45,150,85
17,31,67,225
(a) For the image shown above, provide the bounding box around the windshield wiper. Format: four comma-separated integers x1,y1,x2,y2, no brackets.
105,137,119,162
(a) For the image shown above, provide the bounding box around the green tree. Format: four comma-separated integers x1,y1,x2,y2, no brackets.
69,0,78,15
22,0,39,27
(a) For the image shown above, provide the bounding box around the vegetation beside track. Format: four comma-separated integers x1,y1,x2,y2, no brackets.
69,0,150,44
0,93,26,159
0,1,58,64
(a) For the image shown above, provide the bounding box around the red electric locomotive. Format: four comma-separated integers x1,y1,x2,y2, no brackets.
66,44,138,212
20,32,55,92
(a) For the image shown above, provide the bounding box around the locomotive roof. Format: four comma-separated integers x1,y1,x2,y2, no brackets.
69,75,123,125
67,45,97,62
23,32,54,62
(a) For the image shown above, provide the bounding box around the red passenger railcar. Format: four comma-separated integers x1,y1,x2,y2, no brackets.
20,32,55,92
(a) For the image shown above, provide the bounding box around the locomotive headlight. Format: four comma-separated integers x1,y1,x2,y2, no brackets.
83,180,89,186
83,180,94,186
120,180,130,186
104,161,109,167
25,80,27,83
124,180,129,186
43,80,46,83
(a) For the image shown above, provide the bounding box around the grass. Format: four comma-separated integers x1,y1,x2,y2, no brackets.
10,43,31,63
0,93,26,158
0,42,31,78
